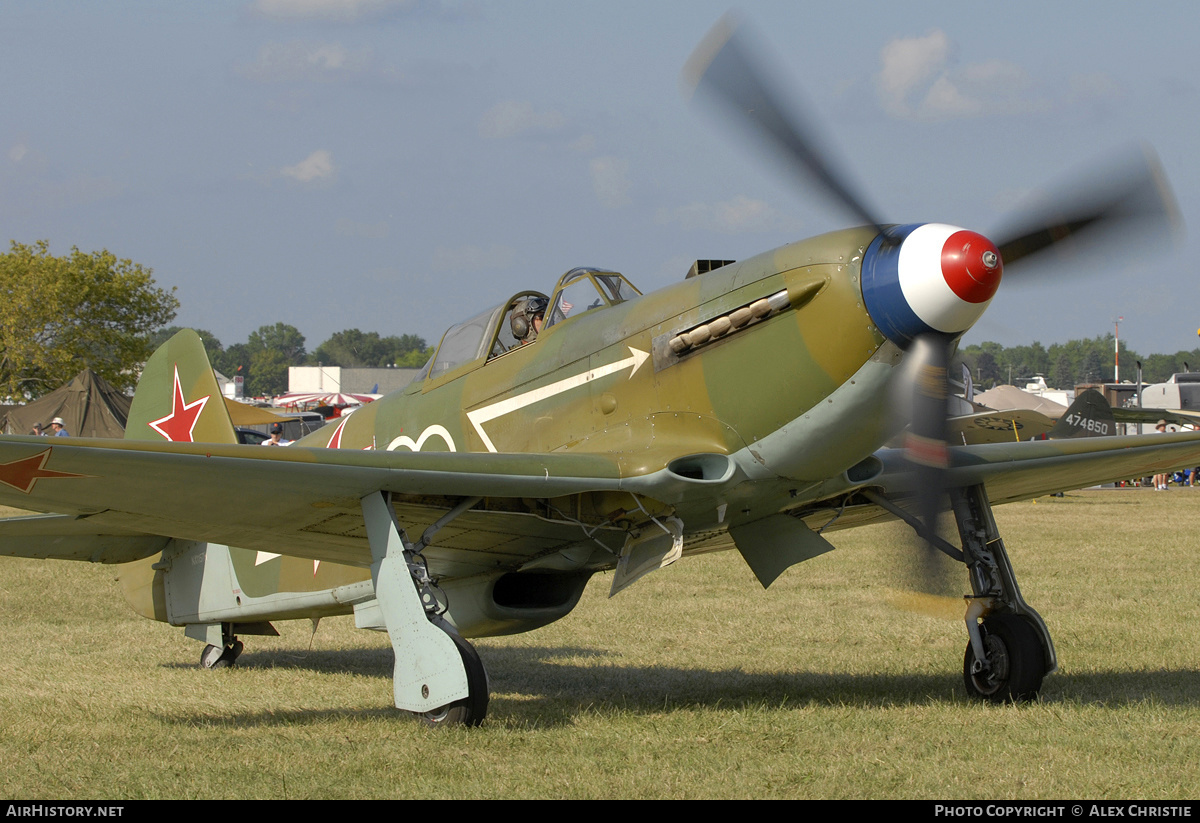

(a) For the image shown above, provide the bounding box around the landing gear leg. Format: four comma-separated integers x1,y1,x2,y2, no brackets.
950,484,1056,702
197,623,244,669
361,491,488,726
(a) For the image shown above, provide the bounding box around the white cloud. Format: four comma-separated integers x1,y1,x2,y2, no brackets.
655,195,801,235
431,244,517,273
922,74,982,117
875,30,1038,119
240,41,374,83
250,0,415,23
589,156,630,209
281,150,336,183
876,30,949,117
478,100,566,139
9,144,28,163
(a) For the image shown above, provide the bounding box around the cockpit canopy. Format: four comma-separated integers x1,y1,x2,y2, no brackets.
544,268,640,330
420,267,641,382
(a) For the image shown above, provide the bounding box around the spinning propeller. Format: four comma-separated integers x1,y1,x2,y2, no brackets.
686,14,1181,609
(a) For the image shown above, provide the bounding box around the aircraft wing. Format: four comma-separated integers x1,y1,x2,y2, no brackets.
0,511,170,563
4,425,1199,577
0,436,638,575
876,430,1200,504
1111,406,1200,429
948,408,1055,445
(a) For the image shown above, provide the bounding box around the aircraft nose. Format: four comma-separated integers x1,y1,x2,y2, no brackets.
860,223,1003,348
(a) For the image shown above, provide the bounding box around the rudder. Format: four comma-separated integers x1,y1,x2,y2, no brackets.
1048,389,1117,439
125,329,237,445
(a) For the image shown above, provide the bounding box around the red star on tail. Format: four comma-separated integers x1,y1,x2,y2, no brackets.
148,366,210,442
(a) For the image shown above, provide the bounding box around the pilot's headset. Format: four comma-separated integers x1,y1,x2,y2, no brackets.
511,296,548,341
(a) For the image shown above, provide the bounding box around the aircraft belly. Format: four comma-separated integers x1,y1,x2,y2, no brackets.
391,504,626,579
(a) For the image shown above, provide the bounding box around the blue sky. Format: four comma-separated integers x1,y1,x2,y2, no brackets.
2,0,1196,357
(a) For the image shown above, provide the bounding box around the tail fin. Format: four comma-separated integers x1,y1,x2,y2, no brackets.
1047,389,1117,439
125,329,237,445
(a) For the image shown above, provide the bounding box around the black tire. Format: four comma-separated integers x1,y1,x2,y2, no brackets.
418,633,489,728
963,613,1045,703
200,644,231,669
199,640,243,670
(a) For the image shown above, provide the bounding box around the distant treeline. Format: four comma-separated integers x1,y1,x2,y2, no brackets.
957,335,1200,390
151,324,433,397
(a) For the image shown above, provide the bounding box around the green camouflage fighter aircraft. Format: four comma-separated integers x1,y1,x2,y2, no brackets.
0,18,1195,726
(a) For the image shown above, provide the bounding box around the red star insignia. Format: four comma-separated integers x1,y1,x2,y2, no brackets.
148,365,210,442
0,449,90,494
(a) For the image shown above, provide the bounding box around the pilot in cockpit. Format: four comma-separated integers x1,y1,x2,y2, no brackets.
511,296,548,345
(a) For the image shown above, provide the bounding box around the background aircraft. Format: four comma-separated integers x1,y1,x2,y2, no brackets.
949,388,1119,444
0,18,1196,726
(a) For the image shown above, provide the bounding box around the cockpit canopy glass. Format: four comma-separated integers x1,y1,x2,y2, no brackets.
425,304,503,379
545,268,641,329
415,269,642,382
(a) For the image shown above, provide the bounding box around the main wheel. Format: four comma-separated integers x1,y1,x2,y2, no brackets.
963,613,1046,703
418,632,489,728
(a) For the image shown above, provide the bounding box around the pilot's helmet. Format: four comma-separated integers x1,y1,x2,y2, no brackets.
511,296,549,340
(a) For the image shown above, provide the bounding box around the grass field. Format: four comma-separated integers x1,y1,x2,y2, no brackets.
1,489,1198,799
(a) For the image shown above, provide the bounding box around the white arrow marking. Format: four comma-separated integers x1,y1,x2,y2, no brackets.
466,346,648,452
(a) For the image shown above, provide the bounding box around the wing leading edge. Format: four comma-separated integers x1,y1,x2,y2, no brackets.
873,429,1200,505
0,436,637,570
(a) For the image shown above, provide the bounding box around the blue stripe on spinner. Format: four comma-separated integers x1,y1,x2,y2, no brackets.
861,224,936,347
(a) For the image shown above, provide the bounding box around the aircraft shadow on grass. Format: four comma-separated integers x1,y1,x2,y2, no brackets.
157,645,1200,729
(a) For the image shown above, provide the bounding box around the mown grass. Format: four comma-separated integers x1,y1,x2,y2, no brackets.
1,490,1198,799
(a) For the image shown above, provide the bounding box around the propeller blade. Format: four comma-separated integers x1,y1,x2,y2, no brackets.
885,331,965,616
683,14,886,233
996,145,1182,269
898,333,952,533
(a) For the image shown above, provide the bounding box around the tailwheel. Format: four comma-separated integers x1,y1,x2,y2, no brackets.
417,632,489,728
963,613,1046,703
199,639,244,670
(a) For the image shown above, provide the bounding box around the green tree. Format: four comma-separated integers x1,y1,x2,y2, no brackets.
1051,352,1074,390
0,240,178,399
242,323,306,396
394,345,435,368
975,350,1000,387
214,342,251,386
312,328,383,368
311,329,429,368
151,326,224,363
249,322,306,364
1079,348,1103,383
248,348,291,397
